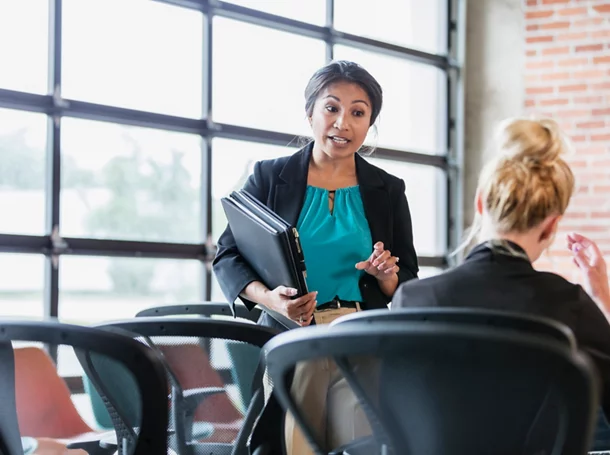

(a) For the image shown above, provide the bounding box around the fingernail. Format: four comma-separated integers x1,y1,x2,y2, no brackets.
289,288,297,295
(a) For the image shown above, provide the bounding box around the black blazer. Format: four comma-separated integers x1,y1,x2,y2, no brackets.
393,241,610,418
213,142,419,330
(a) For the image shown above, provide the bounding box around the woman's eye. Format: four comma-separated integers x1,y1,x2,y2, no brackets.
353,110,365,117
325,105,338,112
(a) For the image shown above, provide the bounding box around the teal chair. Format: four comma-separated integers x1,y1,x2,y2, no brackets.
83,375,113,430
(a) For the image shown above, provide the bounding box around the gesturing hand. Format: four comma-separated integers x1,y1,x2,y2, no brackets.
567,232,610,310
355,242,399,282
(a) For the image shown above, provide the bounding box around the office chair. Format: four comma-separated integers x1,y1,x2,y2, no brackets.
93,317,278,455
331,307,577,349
135,301,262,323
0,320,168,455
264,322,599,455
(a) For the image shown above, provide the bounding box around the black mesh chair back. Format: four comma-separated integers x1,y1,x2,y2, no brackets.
0,320,168,455
332,307,577,348
135,302,262,324
0,340,23,455
94,318,278,455
264,322,599,455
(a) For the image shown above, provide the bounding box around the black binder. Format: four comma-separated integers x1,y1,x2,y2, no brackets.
221,190,308,329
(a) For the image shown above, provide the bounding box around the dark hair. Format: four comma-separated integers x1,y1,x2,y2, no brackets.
304,60,383,126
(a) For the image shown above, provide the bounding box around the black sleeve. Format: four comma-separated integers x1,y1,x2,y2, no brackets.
391,178,419,284
212,161,268,312
574,288,610,419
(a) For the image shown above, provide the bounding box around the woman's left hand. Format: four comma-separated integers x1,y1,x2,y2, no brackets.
355,242,399,281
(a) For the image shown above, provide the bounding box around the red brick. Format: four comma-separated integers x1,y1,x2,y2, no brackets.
526,60,555,69
540,98,570,106
592,108,610,116
575,44,604,53
574,96,604,104
527,24,540,31
578,146,608,155
525,99,537,108
559,83,587,92
572,135,587,142
526,10,554,19
542,0,569,4
592,82,610,90
542,72,570,80
542,46,570,55
558,7,588,16
527,35,554,44
541,21,571,30
591,134,610,142
573,17,605,28
593,4,610,14
592,212,610,219
555,109,590,118
576,121,605,129
558,32,589,42
557,57,588,67
526,50,537,57
526,86,553,94
592,30,610,39
593,56,610,64
527,0,538,5
573,70,605,79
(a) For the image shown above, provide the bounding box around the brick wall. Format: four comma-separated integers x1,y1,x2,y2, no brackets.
524,0,610,281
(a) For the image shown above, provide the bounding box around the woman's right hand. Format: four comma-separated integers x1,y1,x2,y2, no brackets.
567,232,610,313
264,286,318,326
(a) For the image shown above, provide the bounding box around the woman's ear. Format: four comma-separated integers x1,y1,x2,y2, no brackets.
539,215,562,242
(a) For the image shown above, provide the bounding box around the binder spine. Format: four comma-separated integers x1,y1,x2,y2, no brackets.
292,228,308,280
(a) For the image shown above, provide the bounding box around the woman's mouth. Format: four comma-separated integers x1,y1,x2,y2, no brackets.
328,136,350,145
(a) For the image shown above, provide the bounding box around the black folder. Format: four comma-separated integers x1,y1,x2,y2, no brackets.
221,190,308,329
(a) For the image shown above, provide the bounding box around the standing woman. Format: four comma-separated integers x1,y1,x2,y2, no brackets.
213,60,419,330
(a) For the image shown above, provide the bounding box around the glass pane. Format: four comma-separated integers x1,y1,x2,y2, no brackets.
211,138,296,241
60,118,203,243
334,45,446,154
62,0,203,118
334,0,447,55
224,0,326,25
0,254,44,318
367,158,446,256
0,109,47,235
0,1,48,93
59,256,202,325
213,17,326,135
14,341,143,452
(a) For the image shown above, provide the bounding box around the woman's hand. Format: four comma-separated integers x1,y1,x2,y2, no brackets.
263,286,318,326
567,232,610,314
355,242,399,282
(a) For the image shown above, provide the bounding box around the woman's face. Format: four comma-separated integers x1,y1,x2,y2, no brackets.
308,81,372,160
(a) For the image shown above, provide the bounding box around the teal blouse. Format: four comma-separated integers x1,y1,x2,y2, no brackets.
296,185,373,305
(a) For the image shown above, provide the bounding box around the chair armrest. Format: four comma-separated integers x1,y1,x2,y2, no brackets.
66,435,117,455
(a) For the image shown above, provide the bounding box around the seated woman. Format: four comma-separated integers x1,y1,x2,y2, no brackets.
392,117,610,448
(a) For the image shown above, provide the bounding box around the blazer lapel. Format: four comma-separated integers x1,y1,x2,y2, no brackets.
273,142,313,226
356,154,392,249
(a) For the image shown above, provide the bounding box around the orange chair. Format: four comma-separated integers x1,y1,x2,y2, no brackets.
14,347,96,439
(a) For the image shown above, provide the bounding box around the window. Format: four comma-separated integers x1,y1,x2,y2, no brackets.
60,118,203,243
211,138,296,241
0,0,48,94
213,17,326,135
0,109,47,235
368,157,446,257
224,0,326,25
0,254,45,318
334,45,446,154
58,256,202,325
334,0,447,55
62,0,203,117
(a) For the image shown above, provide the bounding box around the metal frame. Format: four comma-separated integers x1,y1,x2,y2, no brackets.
0,0,463,323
